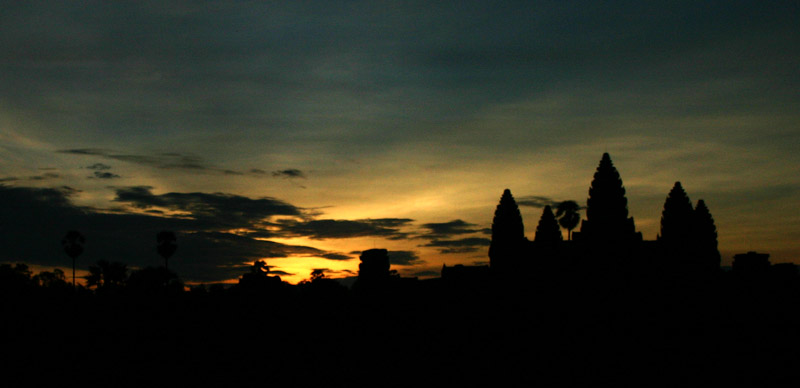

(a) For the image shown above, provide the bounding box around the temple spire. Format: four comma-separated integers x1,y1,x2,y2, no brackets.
489,189,525,273
534,205,562,243
578,153,639,242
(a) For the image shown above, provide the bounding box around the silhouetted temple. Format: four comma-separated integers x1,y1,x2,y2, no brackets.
572,153,641,243
488,153,721,281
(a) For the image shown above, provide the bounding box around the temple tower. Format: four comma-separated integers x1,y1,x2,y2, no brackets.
577,153,641,242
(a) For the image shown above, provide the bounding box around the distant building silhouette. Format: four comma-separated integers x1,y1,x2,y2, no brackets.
488,189,526,275
660,182,694,244
732,251,771,275
358,248,390,282
692,199,721,273
489,152,720,280
574,153,641,243
534,205,562,243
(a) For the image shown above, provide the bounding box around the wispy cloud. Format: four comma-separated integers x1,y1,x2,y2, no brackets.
274,218,413,240
90,171,121,179
272,169,306,179
420,219,483,238
516,196,559,209
422,237,491,254
113,186,302,229
86,163,112,171
61,149,216,172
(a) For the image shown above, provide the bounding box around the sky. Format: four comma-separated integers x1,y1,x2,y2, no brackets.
1,1,798,284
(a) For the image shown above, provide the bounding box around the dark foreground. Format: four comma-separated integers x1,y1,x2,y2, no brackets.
2,271,799,387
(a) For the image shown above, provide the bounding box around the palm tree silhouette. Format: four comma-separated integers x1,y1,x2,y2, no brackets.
62,230,85,289
555,201,581,241
157,231,177,270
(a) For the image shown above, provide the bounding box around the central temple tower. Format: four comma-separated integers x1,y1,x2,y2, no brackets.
575,153,641,243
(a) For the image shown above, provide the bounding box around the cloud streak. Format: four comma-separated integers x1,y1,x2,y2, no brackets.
272,169,306,179
113,186,303,229
422,237,491,254
274,218,413,240
420,219,484,238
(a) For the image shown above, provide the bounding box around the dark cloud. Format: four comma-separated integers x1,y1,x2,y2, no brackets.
420,219,482,238
409,270,440,278
347,249,422,266
275,218,413,240
113,186,302,229
22,173,60,181
516,196,559,209
268,270,294,276
0,174,59,183
86,163,111,170
423,237,491,254
0,1,793,166
272,169,306,179
59,149,239,175
91,171,121,179
387,251,423,266
319,252,354,261
0,184,343,283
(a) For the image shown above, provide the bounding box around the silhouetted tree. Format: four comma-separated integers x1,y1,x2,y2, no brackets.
299,269,348,300
85,260,128,291
237,260,283,294
62,230,85,289
310,269,325,282
157,231,177,270
534,206,563,243
0,263,34,294
33,268,68,289
489,189,526,273
692,199,721,272
659,182,694,245
555,200,581,241
579,153,638,241
127,266,183,295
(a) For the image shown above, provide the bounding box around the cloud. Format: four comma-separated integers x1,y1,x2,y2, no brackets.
0,184,344,283
91,171,121,179
268,270,294,276
59,149,244,175
420,219,482,238
319,252,354,261
422,237,491,254
272,169,306,179
86,163,111,170
275,218,413,240
387,251,423,266
516,196,559,209
113,186,302,229
409,270,440,278
4,173,63,182
350,250,422,266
